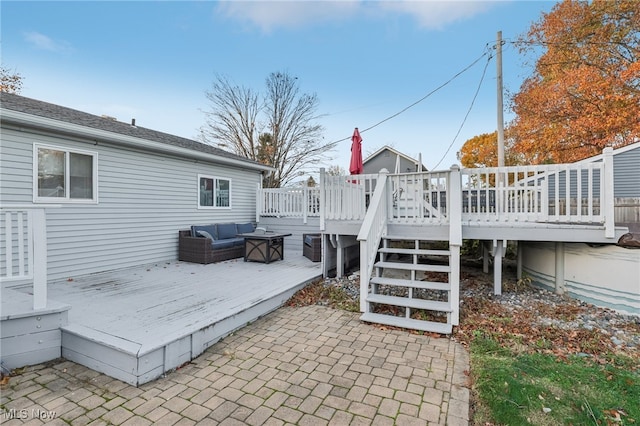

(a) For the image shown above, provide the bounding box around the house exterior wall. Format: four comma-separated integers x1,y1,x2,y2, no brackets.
1,124,263,281
555,144,640,198
363,150,419,175
612,145,640,198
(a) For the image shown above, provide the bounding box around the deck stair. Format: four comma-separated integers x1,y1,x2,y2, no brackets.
360,237,459,334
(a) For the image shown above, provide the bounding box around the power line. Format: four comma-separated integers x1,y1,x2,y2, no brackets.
329,45,493,145
430,47,494,171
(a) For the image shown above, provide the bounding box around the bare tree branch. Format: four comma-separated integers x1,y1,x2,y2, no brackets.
200,71,335,187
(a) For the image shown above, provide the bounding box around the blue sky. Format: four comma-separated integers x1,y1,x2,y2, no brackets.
2,1,556,178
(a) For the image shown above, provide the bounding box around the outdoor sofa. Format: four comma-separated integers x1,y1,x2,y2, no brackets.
178,222,255,264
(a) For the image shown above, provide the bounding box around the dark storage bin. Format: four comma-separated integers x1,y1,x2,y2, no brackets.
303,234,321,262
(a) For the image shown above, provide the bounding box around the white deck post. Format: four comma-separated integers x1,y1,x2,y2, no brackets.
602,147,615,239
483,241,490,274
493,239,505,295
516,242,523,280
319,168,326,231
256,183,261,223
359,239,368,312
449,165,462,325
448,166,462,246
303,186,308,224
336,236,344,278
555,242,565,294
32,208,47,310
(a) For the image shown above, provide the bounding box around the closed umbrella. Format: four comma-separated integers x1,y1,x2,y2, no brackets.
349,127,363,175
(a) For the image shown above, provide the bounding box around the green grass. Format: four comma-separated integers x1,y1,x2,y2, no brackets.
470,332,640,425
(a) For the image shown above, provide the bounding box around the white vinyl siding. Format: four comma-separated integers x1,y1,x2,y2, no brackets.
613,146,640,198
1,125,262,281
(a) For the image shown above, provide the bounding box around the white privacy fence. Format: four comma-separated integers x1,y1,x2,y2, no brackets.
0,205,51,310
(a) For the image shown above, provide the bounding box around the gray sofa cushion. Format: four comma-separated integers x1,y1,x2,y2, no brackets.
217,223,238,240
237,223,254,234
191,225,217,240
211,237,244,250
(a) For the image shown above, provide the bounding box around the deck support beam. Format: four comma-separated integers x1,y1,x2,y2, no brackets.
482,241,490,274
516,242,523,280
336,237,344,278
492,239,506,295
555,242,565,294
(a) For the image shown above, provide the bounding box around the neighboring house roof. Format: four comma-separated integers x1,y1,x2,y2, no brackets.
0,92,274,173
363,145,427,171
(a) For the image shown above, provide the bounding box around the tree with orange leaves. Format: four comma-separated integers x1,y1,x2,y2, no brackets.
0,66,23,94
509,0,640,164
458,131,521,169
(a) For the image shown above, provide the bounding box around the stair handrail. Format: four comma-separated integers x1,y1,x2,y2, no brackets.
357,171,389,312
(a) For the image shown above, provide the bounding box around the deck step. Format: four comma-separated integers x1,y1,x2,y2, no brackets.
366,294,452,312
378,247,451,256
384,235,448,243
374,261,451,273
360,312,452,334
370,277,450,291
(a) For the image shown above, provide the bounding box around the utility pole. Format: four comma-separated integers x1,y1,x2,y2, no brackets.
496,31,505,167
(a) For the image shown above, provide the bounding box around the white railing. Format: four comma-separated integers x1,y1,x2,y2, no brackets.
0,205,50,310
461,147,614,235
387,170,450,225
256,149,615,238
322,172,379,222
258,187,321,223
357,173,389,312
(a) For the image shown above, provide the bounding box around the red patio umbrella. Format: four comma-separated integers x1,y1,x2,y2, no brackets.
349,127,363,175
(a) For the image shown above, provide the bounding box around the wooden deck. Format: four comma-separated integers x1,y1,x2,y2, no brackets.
11,252,321,386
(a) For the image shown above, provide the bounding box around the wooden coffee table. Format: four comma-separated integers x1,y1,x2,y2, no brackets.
238,232,292,264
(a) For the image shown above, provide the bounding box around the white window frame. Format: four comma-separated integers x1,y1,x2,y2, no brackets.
33,143,98,204
198,174,232,209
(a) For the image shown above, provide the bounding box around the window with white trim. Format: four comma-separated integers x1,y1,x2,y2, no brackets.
198,174,231,208
34,144,98,203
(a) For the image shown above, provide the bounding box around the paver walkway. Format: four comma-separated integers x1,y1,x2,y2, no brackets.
1,305,470,425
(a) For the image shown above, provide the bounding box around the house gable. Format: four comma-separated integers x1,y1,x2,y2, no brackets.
363,145,427,174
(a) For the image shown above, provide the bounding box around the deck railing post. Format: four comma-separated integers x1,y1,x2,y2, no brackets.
32,208,47,310
256,183,261,223
357,172,388,313
1,205,53,311
303,186,308,224
602,147,615,238
319,168,326,231
448,165,462,245
359,238,368,313
448,165,462,325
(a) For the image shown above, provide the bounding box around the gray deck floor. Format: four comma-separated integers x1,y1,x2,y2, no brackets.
39,252,322,355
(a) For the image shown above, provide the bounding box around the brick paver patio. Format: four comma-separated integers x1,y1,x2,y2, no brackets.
0,305,470,425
